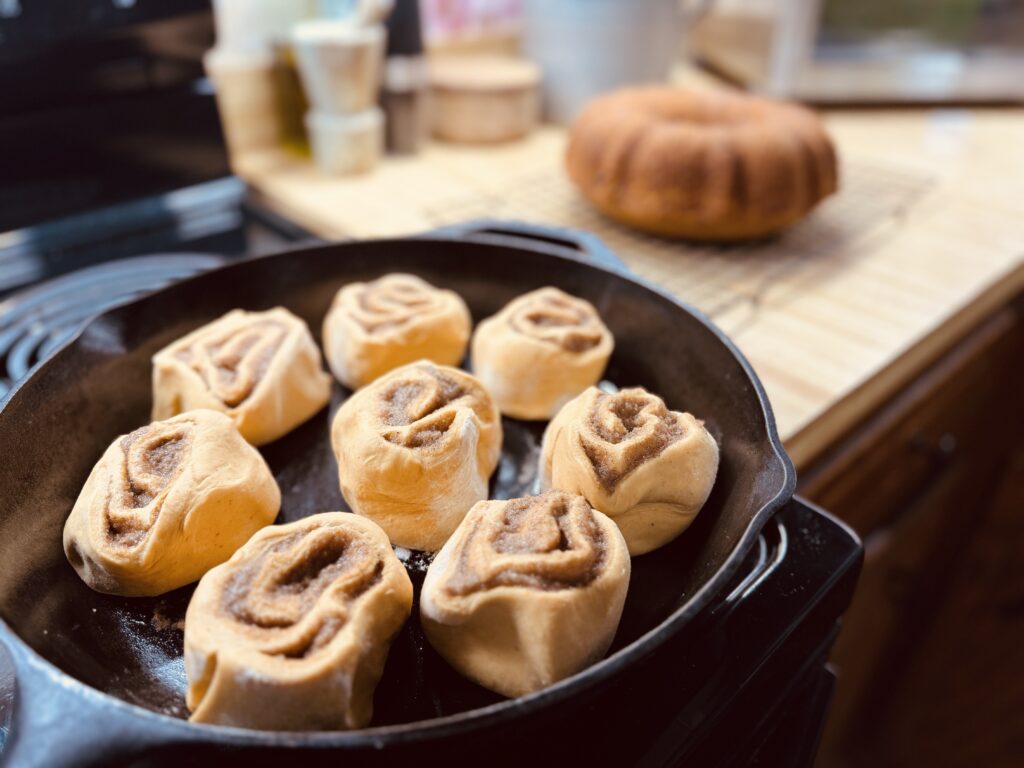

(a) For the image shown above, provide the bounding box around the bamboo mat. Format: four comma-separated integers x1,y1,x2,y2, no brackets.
239,111,1024,467
417,155,935,337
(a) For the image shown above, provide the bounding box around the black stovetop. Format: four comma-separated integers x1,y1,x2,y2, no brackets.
0,2,862,758
0,177,313,400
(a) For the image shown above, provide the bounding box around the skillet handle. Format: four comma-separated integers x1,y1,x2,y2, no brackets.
0,622,186,767
423,218,629,274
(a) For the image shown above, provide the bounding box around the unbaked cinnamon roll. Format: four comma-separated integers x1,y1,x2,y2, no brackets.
420,491,630,697
470,287,614,420
185,513,412,731
331,360,502,552
152,307,332,446
323,273,472,389
63,409,280,597
540,387,719,555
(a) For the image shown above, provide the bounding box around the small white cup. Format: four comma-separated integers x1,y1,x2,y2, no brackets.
293,20,385,114
204,48,283,156
305,108,384,175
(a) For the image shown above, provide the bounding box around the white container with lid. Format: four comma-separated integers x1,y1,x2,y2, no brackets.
428,55,540,144
305,108,384,175
521,0,688,124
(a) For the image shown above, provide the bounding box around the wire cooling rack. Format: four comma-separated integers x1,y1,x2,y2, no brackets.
421,157,935,327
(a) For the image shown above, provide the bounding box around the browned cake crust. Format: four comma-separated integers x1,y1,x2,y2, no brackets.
565,86,838,241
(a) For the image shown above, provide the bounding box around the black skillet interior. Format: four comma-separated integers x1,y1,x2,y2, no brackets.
0,235,792,729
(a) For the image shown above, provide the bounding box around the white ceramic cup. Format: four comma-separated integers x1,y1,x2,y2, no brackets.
293,20,386,114
521,0,691,124
305,107,384,175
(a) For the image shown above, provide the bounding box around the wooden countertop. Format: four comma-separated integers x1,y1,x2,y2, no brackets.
236,107,1024,469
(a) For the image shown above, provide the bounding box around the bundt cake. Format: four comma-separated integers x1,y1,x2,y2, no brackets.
565,86,838,241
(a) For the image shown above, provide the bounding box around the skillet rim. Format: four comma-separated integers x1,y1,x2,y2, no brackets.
0,235,797,745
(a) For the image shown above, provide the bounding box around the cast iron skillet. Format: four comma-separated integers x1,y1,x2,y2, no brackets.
0,222,795,766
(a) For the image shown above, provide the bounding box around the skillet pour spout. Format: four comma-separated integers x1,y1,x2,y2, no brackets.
0,221,794,765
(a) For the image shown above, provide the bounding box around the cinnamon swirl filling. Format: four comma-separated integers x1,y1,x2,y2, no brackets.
105,420,194,548
445,492,605,596
579,389,685,491
220,522,385,659
184,512,412,730
349,274,446,334
376,364,487,449
507,288,605,352
175,319,287,407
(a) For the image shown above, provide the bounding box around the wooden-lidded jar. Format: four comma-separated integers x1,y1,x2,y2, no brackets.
428,55,541,144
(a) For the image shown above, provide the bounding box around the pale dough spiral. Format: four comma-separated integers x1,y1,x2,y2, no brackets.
331,360,502,552
421,491,630,697
63,409,280,596
152,307,332,446
323,273,471,389
471,287,613,420
540,387,719,555
185,513,412,731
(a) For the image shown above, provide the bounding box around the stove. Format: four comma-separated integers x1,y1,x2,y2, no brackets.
0,177,313,400
0,1,862,764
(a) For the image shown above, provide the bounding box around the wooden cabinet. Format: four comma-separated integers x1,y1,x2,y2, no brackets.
800,295,1024,768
